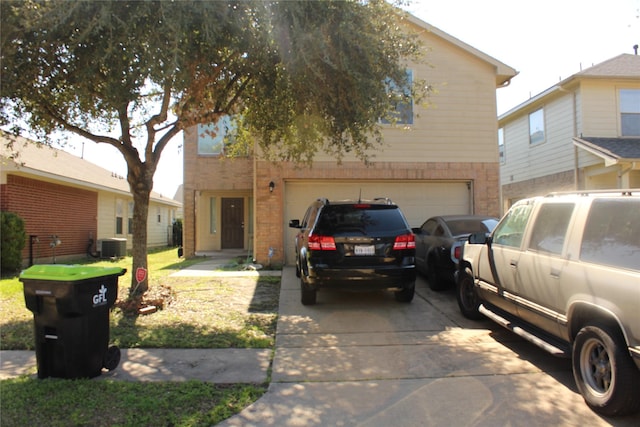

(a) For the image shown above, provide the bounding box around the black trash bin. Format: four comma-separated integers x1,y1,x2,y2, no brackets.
19,265,126,379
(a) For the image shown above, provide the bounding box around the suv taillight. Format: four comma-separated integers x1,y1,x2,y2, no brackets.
393,233,415,250
308,234,337,251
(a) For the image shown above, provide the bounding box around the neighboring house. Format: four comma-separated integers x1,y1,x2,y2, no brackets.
498,53,640,210
183,14,517,265
1,133,182,266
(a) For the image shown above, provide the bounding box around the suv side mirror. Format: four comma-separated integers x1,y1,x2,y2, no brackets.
468,232,488,245
289,219,301,228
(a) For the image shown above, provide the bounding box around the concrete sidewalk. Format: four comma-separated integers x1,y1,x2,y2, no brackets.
0,348,270,383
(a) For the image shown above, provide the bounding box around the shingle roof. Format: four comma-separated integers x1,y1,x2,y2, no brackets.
573,136,640,163
1,133,180,206
500,54,640,120
574,54,640,79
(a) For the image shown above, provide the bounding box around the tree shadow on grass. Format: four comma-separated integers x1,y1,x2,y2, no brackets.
112,277,280,349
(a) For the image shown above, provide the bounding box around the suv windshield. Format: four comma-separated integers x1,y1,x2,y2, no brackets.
314,205,407,235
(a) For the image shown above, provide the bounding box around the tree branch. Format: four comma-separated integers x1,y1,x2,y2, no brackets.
41,103,120,146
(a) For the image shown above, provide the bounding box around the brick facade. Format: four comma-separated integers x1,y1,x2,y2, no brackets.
182,127,253,257
501,170,576,209
2,175,98,265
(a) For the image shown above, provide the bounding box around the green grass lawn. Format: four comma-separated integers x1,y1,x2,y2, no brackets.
0,248,280,426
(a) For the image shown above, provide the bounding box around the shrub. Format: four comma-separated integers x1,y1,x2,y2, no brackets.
1,211,26,273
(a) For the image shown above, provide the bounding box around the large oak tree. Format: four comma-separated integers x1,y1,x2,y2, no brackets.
1,0,427,297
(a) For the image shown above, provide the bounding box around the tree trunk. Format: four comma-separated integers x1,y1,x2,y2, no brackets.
128,167,153,298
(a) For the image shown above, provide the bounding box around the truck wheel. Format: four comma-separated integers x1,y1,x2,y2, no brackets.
456,269,483,320
300,278,316,305
394,282,415,303
572,323,640,416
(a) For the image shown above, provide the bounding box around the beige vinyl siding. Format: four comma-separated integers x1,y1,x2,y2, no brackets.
581,81,621,137
581,80,640,137
499,117,531,185
147,201,171,248
97,192,119,241
501,92,581,185
311,30,500,164
97,192,175,250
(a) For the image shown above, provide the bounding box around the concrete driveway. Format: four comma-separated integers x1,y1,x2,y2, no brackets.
220,266,640,426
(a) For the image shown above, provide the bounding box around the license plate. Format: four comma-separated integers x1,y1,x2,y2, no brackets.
354,245,375,256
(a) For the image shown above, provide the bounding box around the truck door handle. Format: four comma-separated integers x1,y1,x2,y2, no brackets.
510,260,518,268
550,268,561,278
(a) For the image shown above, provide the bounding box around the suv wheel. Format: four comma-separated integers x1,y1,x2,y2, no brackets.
300,278,317,305
456,269,483,320
394,282,415,303
572,323,640,416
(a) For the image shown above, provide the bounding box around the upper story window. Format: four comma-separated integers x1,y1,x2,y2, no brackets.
498,127,505,164
381,69,413,125
529,108,545,145
197,115,236,156
620,89,640,136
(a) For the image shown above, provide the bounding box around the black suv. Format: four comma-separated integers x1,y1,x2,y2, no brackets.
289,198,416,305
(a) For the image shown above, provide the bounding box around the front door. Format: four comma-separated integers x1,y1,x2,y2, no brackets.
221,198,244,249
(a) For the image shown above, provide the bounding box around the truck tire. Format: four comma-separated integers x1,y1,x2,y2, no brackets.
572,323,640,416
456,269,483,320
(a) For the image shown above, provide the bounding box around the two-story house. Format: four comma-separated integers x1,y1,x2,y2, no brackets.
499,53,640,210
1,133,182,266
183,14,517,266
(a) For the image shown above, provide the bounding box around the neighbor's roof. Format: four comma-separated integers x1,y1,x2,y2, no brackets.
1,133,181,207
574,53,640,79
500,54,640,120
573,136,640,167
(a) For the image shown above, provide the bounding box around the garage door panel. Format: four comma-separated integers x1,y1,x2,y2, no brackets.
284,181,470,264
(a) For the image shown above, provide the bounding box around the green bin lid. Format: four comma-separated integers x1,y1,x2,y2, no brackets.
20,264,126,281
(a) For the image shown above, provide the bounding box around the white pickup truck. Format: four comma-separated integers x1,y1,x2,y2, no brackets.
455,190,640,416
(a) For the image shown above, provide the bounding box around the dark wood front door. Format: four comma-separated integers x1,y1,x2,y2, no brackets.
221,198,244,249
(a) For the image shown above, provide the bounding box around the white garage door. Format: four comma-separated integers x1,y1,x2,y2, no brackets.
284,180,471,264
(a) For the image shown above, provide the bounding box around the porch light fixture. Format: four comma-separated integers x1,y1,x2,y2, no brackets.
269,181,275,192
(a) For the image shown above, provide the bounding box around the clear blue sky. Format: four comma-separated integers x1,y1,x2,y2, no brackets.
65,0,640,197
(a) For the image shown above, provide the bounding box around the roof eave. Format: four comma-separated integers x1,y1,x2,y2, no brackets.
4,162,181,206
572,137,640,167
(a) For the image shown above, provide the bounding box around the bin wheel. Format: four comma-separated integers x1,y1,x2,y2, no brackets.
103,345,121,371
